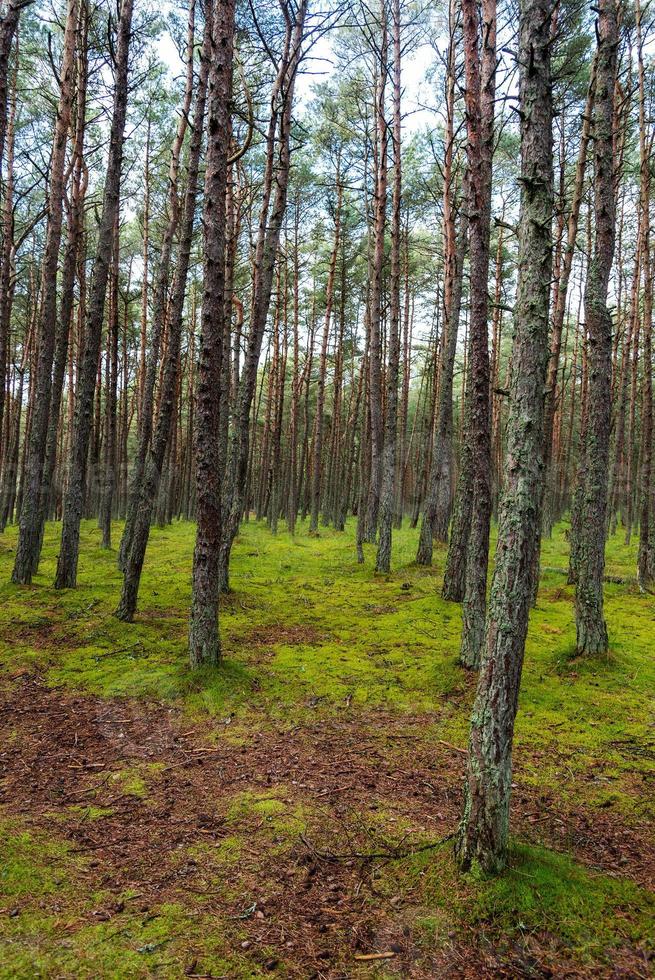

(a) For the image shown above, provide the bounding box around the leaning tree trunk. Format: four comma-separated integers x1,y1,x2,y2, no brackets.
458,0,495,668
54,0,133,589
218,0,307,593
12,0,78,584
189,0,235,666
116,4,212,623
118,0,196,572
573,0,617,655
456,0,552,873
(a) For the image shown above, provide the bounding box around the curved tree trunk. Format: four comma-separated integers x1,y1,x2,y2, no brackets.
118,0,197,572
116,7,211,622
217,0,307,593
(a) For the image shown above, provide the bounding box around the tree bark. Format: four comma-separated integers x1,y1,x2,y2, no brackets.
54,0,133,588
12,0,78,583
38,0,88,547
456,0,552,873
118,0,196,572
417,0,462,565
0,32,17,473
459,0,495,668
542,64,595,529
376,0,402,573
310,173,341,533
99,218,119,548
116,3,211,622
217,0,306,593
417,201,467,564
364,0,388,544
636,0,653,589
189,0,234,666
573,0,618,654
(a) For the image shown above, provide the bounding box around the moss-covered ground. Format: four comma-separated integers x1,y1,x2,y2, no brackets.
0,518,653,977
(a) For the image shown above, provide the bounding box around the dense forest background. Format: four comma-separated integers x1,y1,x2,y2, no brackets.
4,0,651,585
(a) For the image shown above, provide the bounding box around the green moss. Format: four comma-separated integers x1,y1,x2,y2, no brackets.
108,763,164,799
189,835,243,868
225,789,308,846
0,819,268,978
376,840,654,964
67,805,115,820
470,843,654,959
0,822,74,899
0,900,268,979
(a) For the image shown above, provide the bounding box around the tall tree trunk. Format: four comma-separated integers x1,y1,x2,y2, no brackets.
37,0,88,547
541,65,595,530
417,204,467,564
54,0,133,589
417,0,462,565
0,0,22,169
0,33,17,470
459,0,496,668
189,0,234,666
310,172,341,533
636,0,653,589
443,319,473,601
456,0,552,873
376,0,402,573
287,196,301,534
364,1,388,543
99,218,119,548
573,0,618,654
12,0,78,583
137,116,150,429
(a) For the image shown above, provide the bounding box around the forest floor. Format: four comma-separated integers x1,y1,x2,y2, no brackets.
0,519,653,979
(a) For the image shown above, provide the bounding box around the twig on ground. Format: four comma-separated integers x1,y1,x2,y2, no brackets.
299,830,455,863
